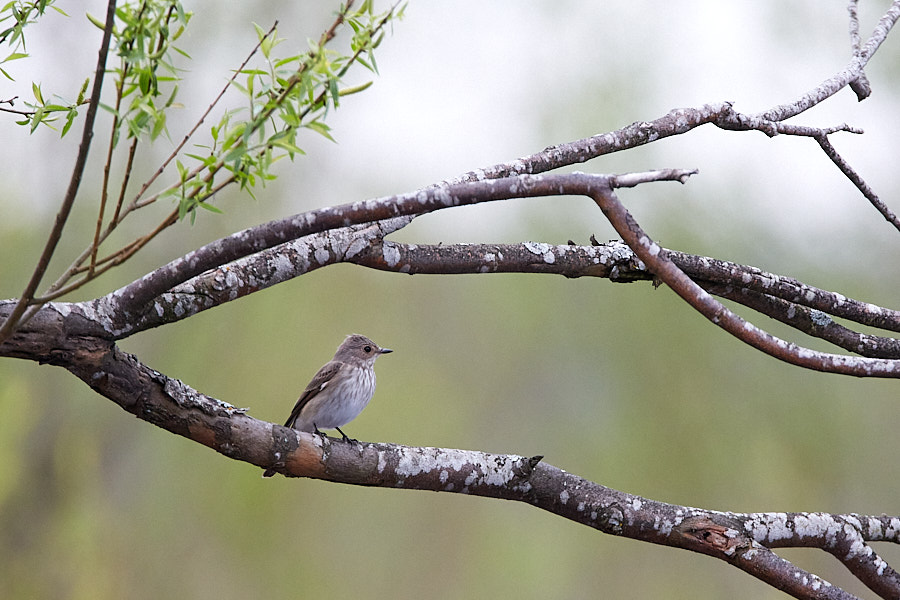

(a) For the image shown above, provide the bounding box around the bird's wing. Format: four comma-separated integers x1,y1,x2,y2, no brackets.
283,360,343,428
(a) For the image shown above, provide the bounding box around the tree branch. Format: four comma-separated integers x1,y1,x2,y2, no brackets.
847,0,872,100
588,178,900,377
705,283,900,359
0,0,117,346
3,167,887,374
67,171,895,375
815,134,900,232
754,0,900,122
9,329,887,600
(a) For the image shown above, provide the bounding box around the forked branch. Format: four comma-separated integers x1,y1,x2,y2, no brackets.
70,170,899,376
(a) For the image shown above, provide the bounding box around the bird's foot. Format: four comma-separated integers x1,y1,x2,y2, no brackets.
335,426,358,444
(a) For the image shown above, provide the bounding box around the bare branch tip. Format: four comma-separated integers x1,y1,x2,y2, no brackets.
679,169,700,184
513,454,545,477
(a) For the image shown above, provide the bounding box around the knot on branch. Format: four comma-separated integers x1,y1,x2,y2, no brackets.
513,454,544,477
674,516,747,557
714,104,779,136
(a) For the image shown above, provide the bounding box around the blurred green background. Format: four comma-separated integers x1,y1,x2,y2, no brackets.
2,1,899,598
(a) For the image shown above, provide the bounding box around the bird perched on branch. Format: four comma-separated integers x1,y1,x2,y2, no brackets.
263,334,392,477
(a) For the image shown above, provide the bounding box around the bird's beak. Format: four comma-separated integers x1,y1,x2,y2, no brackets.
380,348,393,354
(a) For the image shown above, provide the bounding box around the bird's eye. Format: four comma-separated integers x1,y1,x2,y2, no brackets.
364,345,372,353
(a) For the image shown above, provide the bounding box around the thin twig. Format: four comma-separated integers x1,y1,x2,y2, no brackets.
705,283,900,359
847,0,872,100
91,56,130,276
755,1,900,122
815,134,900,232
664,250,900,334
111,139,139,225
39,2,400,302
37,21,280,301
589,175,900,377
116,20,279,218
36,1,383,302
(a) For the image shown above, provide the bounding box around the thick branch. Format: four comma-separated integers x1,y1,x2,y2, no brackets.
7,231,899,365
104,102,736,319
93,169,681,325
9,171,891,371
70,84,885,334
16,331,888,600
348,241,900,343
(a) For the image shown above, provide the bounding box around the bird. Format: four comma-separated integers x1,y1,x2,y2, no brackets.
263,334,392,477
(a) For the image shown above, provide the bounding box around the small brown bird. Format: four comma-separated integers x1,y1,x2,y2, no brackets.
263,334,392,477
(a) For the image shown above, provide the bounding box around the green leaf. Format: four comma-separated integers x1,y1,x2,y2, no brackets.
329,78,340,106
274,55,301,68
224,146,246,163
30,107,43,132
76,78,89,104
164,84,179,108
2,52,28,63
151,111,167,139
280,112,300,127
305,120,335,142
32,81,43,104
61,108,76,137
98,102,120,116
138,70,151,95
338,80,373,96
260,26,276,58
271,138,305,158
86,12,106,30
